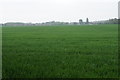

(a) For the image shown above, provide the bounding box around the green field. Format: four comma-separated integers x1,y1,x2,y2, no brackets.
2,24,118,78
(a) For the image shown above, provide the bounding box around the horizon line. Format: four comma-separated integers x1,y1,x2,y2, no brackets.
0,18,118,24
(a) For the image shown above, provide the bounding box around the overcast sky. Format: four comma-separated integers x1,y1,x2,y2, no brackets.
0,0,119,23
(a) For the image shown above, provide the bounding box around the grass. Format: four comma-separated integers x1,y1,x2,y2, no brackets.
0,26,2,79
2,24,118,78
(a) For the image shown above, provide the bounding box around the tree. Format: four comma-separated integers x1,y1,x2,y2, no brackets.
86,18,89,24
79,19,83,24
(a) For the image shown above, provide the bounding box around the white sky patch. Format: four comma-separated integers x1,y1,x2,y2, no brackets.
0,0,119,23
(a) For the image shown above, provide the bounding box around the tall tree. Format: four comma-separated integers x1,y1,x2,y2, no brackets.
86,18,89,24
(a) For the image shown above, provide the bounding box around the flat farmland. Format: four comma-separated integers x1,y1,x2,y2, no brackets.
2,24,118,78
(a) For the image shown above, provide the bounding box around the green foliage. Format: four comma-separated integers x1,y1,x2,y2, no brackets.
2,24,118,78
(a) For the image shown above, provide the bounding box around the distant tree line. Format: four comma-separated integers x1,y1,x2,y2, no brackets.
92,18,118,24
1,18,119,26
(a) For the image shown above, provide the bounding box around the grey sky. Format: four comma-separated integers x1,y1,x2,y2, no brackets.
0,0,119,23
